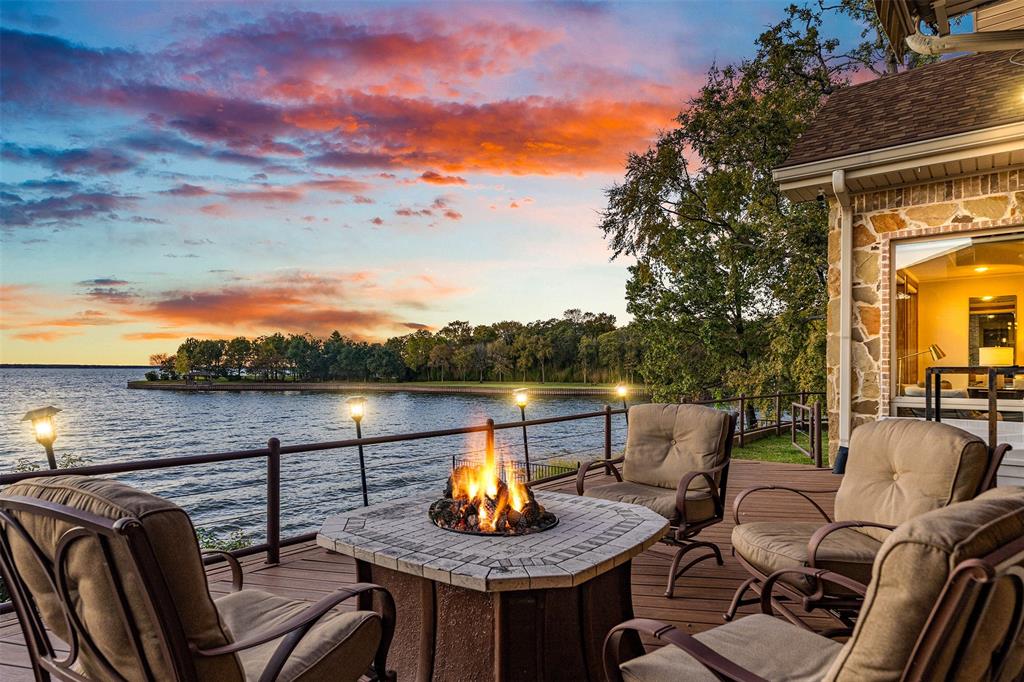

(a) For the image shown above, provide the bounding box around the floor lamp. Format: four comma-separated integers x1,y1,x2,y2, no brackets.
897,344,945,395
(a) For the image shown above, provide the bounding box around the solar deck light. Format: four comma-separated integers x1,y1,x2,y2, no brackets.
513,389,531,481
22,406,61,470
346,397,369,506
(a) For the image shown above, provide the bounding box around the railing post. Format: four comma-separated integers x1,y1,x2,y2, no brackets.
738,394,746,448
519,405,531,481
814,401,823,468
988,368,998,449
775,393,782,436
266,437,281,565
791,403,797,448
355,420,369,507
604,404,612,475
486,418,495,470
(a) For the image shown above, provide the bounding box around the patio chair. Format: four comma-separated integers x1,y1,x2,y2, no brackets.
576,403,737,597
724,418,1010,629
604,485,1024,682
0,475,396,682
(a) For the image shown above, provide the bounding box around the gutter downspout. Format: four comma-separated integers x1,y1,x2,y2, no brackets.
832,169,852,474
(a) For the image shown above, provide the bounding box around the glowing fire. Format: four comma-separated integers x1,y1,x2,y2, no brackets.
449,461,530,532
429,445,556,535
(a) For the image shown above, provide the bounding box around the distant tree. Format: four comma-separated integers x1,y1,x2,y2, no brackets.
532,335,554,384
489,338,514,381
428,343,453,382
577,335,598,384
438,320,473,346
453,345,475,381
513,334,533,381
367,345,404,381
224,337,252,379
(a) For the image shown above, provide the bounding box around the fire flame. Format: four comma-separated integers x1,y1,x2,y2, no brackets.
448,459,530,532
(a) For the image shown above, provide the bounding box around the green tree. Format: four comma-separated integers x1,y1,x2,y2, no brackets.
224,337,252,379
452,345,475,381
577,335,598,384
489,338,514,381
531,335,554,384
429,342,453,382
598,3,876,401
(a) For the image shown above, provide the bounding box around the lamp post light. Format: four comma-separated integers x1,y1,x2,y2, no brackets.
514,389,531,481
346,397,369,507
22,406,61,470
616,384,629,423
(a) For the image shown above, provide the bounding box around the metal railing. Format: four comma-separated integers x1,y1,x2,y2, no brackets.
790,401,824,467
0,406,628,569
925,365,1022,448
0,391,826,566
690,391,825,447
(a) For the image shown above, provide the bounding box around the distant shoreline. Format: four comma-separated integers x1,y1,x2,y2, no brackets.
2,364,152,369
127,380,649,397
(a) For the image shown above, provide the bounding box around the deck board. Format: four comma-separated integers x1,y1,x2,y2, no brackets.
0,459,840,680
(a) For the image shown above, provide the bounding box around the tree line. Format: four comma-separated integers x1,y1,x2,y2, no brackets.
147,309,642,384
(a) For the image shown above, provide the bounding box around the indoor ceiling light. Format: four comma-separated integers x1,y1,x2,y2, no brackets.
974,266,989,273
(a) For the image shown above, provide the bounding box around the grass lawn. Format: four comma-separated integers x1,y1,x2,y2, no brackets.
732,432,829,466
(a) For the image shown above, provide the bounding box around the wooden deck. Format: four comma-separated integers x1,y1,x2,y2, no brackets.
0,459,840,680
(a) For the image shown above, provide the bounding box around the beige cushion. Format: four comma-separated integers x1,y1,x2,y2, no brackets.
620,613,842,682
216,589,381,682
731,521,881,594
835,419,988,541
0,475,243,681
583,481,715,523
622,404,731,491
826,486,1024,681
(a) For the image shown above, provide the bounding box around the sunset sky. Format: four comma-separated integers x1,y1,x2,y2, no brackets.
0,1,863,365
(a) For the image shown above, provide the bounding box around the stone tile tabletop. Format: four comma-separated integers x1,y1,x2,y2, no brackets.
317,490,669,592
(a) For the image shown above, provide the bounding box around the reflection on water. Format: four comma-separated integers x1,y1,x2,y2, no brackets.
1,367,627,537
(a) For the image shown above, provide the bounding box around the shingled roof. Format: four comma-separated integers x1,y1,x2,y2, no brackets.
779,51,1024,168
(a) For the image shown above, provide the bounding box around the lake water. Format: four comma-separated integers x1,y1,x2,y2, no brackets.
0,367,627,538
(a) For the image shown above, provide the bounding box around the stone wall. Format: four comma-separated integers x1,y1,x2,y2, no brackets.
824,169,1024,463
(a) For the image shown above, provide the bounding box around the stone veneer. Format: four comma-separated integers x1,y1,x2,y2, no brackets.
825,169,1024,463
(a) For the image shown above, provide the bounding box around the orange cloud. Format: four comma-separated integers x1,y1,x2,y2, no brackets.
122,331,183,341
12,331,80,342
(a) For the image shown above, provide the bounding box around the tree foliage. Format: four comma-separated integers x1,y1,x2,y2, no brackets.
154,310,635,384
600,2,910,402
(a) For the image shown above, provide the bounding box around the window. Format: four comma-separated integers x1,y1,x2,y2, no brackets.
891,230,1023,423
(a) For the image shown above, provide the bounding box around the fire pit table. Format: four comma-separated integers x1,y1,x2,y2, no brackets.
317,490,668,682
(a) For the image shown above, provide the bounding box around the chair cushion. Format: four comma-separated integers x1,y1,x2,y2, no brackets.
216,589,381,682
826,486,1024,682
835,419,989,541
583,481,715,524
731,521,881,594
0,475,242,681
622,404,731,491
620,613,843,682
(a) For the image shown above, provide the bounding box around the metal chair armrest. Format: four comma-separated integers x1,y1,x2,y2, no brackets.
201,551,243,592
732,485,836,525
806,520,896,569
604,618,769,682
675,461,728,528
195,582,396,682
760,566,868,618
575,456,624,495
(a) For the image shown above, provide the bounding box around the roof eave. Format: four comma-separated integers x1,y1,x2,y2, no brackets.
774,120,1024,202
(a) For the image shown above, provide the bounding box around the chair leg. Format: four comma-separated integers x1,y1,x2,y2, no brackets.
664,541,724,598
723,577,760,621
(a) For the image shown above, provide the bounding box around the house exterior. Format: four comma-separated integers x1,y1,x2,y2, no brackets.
774,48,1024,481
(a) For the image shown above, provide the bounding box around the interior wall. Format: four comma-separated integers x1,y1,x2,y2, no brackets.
915,273,1024,388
